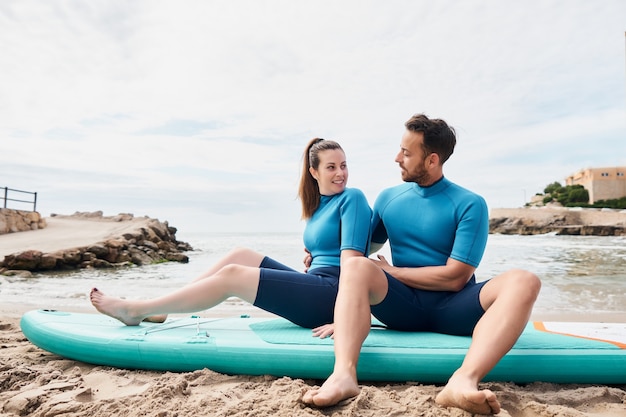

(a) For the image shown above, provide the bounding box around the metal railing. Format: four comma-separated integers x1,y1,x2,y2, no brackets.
2,187,38,212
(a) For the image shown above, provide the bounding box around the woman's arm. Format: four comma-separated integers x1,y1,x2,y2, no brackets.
340,248,364,266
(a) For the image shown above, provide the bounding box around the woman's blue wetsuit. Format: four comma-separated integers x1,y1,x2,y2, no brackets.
369,177,490,335
253,188,371,328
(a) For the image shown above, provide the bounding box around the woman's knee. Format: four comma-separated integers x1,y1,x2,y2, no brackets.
227,247,256,259
225,247,263,266
214,263,259,297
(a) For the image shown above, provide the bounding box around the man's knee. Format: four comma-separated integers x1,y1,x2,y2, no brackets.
482,269,541,308
340,257,388,298
342,257,378,278
508,269,541,300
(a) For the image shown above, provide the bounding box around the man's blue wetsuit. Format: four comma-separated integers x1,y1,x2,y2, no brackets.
254,188,371,328
369,177,489,335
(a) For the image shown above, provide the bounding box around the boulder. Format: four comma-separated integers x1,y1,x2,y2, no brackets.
0,213,192,272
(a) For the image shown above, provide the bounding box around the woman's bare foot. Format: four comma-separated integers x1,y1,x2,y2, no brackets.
435,372,501,415
301,370,360,407
89,288,144,326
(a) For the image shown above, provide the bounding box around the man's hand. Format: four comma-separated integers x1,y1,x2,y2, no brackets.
371,254,393,273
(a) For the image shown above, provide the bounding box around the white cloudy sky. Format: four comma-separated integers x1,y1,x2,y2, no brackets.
1,0,625,235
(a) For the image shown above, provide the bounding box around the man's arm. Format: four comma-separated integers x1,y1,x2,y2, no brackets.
371,255,475,292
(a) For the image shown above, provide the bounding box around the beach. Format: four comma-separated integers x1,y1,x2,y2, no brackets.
2,306,626,417
1,218,626,416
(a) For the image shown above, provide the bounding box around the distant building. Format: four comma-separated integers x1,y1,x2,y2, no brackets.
565,166,626,203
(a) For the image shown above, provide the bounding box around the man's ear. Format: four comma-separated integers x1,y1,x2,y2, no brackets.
427,152,440,168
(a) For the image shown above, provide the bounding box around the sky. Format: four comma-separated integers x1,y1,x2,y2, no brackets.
1,0,625,235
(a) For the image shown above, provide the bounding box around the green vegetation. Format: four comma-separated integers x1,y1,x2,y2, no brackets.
540,182,626,209
591,197,626,209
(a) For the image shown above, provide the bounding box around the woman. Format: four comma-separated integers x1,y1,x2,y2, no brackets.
90,138,371,336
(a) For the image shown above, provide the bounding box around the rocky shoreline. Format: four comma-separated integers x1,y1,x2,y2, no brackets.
2,207,623,276
0,211,193,275
489,207,626,236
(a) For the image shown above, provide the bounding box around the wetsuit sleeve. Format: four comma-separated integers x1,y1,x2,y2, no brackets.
339,189,372,254
371,191,389,245
450,196,489,267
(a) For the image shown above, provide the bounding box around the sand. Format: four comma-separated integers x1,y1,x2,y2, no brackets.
1,217,625,416
0,216,153,259
1,307,625,417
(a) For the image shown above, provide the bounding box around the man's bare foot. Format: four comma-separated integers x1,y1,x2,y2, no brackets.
89,288,144,326
435,372,501,415
301,371,360,407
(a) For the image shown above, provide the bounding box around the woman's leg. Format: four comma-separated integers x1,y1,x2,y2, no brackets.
142,247,266,323
190,247,266,283
91,262,264,325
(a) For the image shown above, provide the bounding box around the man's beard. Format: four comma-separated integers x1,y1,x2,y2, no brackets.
401,164,431,186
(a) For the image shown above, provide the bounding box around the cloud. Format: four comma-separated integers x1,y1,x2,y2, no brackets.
1,0,625,233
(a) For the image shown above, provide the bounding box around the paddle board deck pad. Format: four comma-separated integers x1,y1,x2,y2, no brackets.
20,309,626,383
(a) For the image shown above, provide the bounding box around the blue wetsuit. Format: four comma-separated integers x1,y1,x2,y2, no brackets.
370,177,489,335
253,188,371,328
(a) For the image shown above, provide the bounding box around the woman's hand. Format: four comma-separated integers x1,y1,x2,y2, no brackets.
311,323,334,339
303,248,312,272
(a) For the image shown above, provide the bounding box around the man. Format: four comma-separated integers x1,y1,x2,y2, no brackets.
302,113,541,415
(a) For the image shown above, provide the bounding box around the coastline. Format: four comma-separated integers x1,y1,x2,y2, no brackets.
0,212,192,273
1,212,625,416
489,206,626,235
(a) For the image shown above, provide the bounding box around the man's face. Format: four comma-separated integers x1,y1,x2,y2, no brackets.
395,130,430,185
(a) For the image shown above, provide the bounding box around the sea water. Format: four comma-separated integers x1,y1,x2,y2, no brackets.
1,232,625,319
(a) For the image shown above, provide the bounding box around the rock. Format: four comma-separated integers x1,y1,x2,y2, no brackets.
2,250,43,270
489,207,626,236
129,247,154,266
1,269,33,278
165,252,189,263
86,244,109,258
0,212,193,272
39,254,59,270
0,209,47,234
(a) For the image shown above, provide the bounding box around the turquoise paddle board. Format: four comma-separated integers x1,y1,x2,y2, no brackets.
20,309,626,383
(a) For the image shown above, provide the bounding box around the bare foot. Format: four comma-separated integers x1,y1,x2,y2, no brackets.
301,371,360,407
435,372,501,415
89,288,144,326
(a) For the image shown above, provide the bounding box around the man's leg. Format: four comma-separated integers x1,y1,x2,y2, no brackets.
302,257,388,406
436,269,541,414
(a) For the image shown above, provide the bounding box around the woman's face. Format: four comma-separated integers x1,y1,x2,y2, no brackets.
310,148,348,196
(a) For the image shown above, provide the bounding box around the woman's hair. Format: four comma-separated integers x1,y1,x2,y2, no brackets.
405,113,456,164
298,138,343,219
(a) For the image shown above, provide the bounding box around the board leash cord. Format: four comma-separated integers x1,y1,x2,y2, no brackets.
134,316,242,336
